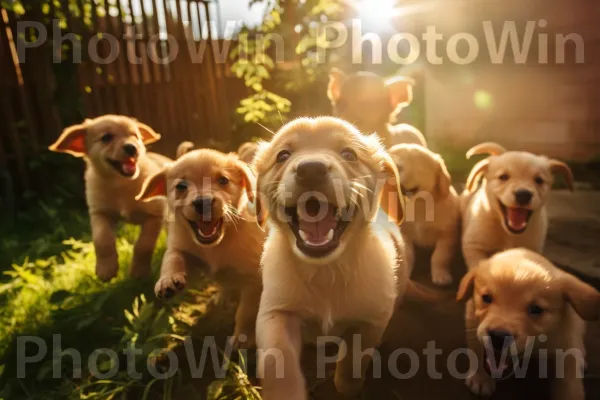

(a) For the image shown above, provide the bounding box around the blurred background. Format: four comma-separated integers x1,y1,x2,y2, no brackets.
0,1,599,399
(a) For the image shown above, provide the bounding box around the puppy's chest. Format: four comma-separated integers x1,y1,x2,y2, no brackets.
86,177,162,223
404,221,441,247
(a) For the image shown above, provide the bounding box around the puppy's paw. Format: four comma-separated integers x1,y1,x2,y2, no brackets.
154,273,187,299
465,370,495,397
431,268,453,286
96,260,119,282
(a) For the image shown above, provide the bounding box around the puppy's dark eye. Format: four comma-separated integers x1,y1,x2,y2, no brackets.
276,150,291,163
218,176,229,186
534,176,544,185
482,294,493,304
340,148,357,162
175,180,188,192
528,303,544,316
498,173,509,181
101,133,114,143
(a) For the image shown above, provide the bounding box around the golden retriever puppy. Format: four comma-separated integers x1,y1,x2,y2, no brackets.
49,115,168,281
457,248,600,399
327,68,427,148
237,141,259,164
137,149,264,346
176,141,195,158
253,117,408,399
460,142,574,270
388,144,460,285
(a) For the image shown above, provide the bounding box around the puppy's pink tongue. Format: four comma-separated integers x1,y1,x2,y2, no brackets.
506,207,528,230
198,220,219,236
298,206,337,243
122,158,136,175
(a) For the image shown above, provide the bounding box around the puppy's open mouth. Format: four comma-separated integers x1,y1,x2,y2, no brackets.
188,218,224,245
285,198,350,258
107,157,137,178
483,346,517,379
499,202,533,234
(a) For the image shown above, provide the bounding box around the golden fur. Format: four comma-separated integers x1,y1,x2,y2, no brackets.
389,144,460,285
460,142,574,269
457,248,600,399
49,115,168,281
253,117,408,398
137,149,264,347
327,68,427,148
237,141,259,164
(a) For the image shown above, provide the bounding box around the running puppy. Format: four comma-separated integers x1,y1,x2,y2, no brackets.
253,117,408,399
137,149,264,347
389,144,460,285
327,68,427,148
49,115,168,281
457,248,600,399
460,142,574,269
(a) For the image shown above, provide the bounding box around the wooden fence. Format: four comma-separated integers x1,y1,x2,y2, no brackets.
0,0,237,193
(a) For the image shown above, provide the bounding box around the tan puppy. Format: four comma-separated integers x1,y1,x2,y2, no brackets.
460,142,574,270
457,248,600,399
389,144,460,285
176,141,195,158
327,68,427,148
253,117,408,399
237,141,259,164
137,149,264,346
49,115,168,281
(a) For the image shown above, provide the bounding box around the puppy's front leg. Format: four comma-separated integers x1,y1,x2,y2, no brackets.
462,243,490,270
233,280,262,348
91,213,119,281
551,348,585,400
155,249,187,298
130,216,163,278
464,299,495,396
430,234,456,285
335,323,385,396
257,311,305,400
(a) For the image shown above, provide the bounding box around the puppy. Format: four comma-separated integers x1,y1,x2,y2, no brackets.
460,142,574,270
389,144,460,285
457,248,600,399
176,141,195,158
237,141,259,164
327,68,427,148
49,115,168,281
137,149,264,346
253,117,408,399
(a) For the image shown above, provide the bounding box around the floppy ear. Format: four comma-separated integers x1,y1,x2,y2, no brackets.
465,159,490,192
137,122,161,145
456,269,478,302
435,155,452,198
562,273,600,321
136,169,167,201
327,67,347,103
176,141,194,159
379,152,406,224
386,76,415,109
48,124,87,157
234,160,256,203
549,159,574,191
254,180,269,230
466,142,507,159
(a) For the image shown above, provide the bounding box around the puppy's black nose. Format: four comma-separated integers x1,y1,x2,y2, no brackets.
296,161,329,186
192,197,214,215
123,143,138,157
488,330,514,350
514,189,533,206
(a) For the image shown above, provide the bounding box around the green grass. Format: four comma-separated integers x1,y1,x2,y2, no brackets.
0,224,261,400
